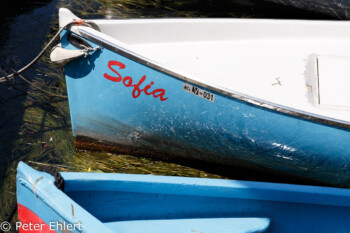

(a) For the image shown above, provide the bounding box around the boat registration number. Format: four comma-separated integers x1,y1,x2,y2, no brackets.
183,83,215,103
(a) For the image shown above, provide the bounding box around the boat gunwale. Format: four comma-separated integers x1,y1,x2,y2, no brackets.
61,171,350,207
17,163,115,233
75,26,350,130
16,162,350,214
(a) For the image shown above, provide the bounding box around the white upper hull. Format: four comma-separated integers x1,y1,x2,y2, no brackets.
61,10,350,124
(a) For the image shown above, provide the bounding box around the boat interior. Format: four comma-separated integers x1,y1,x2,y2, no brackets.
62,172,350,233
68,17,350,125
17,162,350,233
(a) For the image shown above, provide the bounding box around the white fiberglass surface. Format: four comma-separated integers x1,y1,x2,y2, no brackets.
91,19,350,122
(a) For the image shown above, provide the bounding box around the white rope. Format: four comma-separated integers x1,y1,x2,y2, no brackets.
0,22,74,83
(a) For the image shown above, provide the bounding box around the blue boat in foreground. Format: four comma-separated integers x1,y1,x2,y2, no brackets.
17,162,350,232
53,9,350,187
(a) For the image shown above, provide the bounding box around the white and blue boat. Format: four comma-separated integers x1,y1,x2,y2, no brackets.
54,9,350,187
16,162,350,233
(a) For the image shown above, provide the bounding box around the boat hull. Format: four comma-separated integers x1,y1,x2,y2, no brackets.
16,162,350,233
61,30,350,187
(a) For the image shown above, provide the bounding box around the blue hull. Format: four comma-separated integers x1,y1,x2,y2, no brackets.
61,30,350,187
16,162,350,233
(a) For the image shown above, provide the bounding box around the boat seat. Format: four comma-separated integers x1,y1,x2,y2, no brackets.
104,217,270,233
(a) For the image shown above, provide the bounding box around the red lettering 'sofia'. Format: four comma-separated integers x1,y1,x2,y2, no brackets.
103,60,168,101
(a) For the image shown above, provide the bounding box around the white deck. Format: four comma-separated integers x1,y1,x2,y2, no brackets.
78,18,350,123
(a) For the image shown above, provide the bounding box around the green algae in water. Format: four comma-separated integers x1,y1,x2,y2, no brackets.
1,0,234,224
0,0,332,228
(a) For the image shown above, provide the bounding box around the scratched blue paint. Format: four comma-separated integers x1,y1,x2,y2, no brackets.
61,30,350,187
17,162,350,233
16,162,113,233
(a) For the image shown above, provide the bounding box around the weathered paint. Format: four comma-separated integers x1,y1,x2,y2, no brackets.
74,136,166,158
16,162,114,233
61,30,350,187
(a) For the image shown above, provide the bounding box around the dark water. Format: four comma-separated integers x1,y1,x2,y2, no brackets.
0,0,60,174
0,0,336,230
0,0,62,222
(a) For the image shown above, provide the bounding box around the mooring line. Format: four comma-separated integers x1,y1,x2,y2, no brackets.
0,25,68,83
